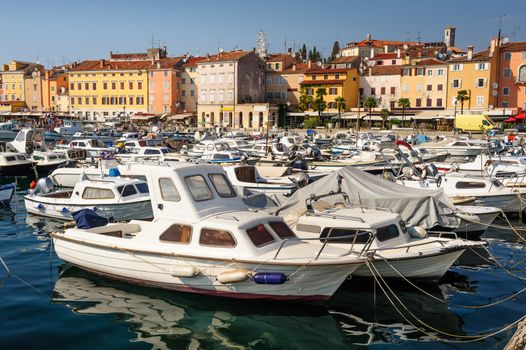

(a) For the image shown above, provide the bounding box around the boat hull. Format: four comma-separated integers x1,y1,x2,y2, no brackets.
353,248,465,281
0,183,16,204
0,162,35,176
52,235,360,302
24,197,153,221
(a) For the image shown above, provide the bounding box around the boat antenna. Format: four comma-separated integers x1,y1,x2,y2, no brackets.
357,193,364,213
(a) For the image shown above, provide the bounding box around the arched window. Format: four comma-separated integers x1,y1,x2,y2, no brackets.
519,65,526,82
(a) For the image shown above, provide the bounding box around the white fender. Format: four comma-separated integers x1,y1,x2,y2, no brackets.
217,268,249,284
169,265,199,277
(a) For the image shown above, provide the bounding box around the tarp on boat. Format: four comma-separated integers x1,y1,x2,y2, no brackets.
72,209,109,229
270,166,459,229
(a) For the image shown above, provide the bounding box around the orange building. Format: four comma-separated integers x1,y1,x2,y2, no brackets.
496,42,526,112
147,57,184,115
42,67,69,112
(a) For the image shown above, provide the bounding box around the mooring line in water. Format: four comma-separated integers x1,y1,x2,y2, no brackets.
455,210,526,242
364,258,526,342
473,246,526,282
376,254,526,309
0,256,49,299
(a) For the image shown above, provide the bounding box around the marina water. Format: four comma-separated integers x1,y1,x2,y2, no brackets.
0,179,525,349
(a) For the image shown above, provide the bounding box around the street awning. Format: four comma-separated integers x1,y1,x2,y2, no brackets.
167,113,195,120
413,110,442,120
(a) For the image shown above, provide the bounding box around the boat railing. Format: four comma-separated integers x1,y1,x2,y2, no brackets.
273,230,373,261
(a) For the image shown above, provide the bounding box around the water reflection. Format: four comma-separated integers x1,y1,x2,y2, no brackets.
327,277,468,345
53,268,349,350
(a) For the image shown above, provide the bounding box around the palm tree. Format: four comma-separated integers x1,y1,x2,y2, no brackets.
397,98,411,127
364,96,378,129
313,87,327,119
334,96,346,128
456,90,470,114
380,108,390,129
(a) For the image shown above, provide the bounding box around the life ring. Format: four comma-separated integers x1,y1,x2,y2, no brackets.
411,163,427,180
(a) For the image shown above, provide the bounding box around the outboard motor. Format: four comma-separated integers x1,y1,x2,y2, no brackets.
291,158,308,171
36,177,54,194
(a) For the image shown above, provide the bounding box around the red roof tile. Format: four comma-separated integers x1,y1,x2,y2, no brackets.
331,56,360,63
370,65,402,76
347,39,418,48
182,56,206,67
500,42,526,52
370,53,398,60
449,49,491,62
266,54,292,62
198,51,252,63
306,68,353,74
70,57,183,72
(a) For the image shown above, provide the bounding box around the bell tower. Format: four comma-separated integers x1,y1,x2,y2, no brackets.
444,26,456,48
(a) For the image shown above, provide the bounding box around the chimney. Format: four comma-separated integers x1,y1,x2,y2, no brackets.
157,62,161,69
307,59,312,68
110,51,113,58
366,34,372,41
489,38,499,56
292,62,297,71
467,45,474,60
151,57,154,65
370,48,375,59
99,59,105,68
397,48,401,59
206,54,211,61
288,47,292,54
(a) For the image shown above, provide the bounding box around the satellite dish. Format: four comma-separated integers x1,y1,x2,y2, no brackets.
492,82,498,89
403,44,408,50
489,104,494,110
492,90,498,97
501,37,510,44
316,61,322,67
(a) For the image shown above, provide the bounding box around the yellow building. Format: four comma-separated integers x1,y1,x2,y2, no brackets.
68,58,150,121
400,59,448,109
300,67,359,114
446,47,495,111
0,61,44,107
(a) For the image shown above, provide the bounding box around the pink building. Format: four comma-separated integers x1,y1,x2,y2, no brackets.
147,57,184,115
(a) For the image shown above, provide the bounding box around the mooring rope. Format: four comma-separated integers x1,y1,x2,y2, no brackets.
0,256,49,299
364,258,526,342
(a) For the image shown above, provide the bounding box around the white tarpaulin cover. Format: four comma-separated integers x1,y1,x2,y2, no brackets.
270,166,459,229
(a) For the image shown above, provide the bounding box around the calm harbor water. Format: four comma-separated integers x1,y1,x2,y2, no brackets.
1,179,525,349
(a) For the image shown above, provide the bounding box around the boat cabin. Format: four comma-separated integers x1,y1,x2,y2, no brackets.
8,129,47,154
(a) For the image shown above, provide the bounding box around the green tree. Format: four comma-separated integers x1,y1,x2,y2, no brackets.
304,116,322,129
397,98,411,127
364,96,378,129
328,40,340,63
456,90,470,114
334,96,346,128
299,85,313,111
312,87,327,119
380,108,390,129
301,44,307,61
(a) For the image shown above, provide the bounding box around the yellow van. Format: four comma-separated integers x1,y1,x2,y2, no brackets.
454,114,495,133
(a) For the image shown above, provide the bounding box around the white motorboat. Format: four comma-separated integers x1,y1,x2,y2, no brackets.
0,182,16,205
420,139,485,160
71,131,113,144
54,120,83,136
0,121,22,141
0,151,35,176
25,174,153,221
435,154,526,179
290,193,480,281
55,139,113,158
51,163,364,302
224,165,301,196
400,173,526,213
31,151,70,175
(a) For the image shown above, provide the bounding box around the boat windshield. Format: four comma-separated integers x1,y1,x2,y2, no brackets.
215,143,231,151
319,228,371,244
184,175,214,201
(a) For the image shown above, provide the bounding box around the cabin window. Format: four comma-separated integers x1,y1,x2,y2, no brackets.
376,224,400,242
33,155,44,161
6,156,16,161
81,187,115,199
185,175,214,201
269,222,296,239
144,149,160,155
160,224,192,244
320,228,370,244
159,177,181,202
135,183,149,193
455,181,486,189
199,228,236,247
138,140,146,147
16,155,26,161
117,184,138,197
246,224,275,247
208,174,236,197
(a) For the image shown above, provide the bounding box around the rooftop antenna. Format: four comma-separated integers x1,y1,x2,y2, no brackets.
60,55,66,65
284,37,287,53
149,34,156,49
416,30,421,44
292,40,296,52
512,26,520,41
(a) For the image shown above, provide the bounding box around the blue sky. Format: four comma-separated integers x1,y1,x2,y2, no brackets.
0,0,524,67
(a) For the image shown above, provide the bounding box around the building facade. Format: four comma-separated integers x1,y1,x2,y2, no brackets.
42,68,69,113
0,61,44,108
446,47,495,111
197,50,268,129
360,65,401,109
147,57,183,115
496,42,526,112
400,59,448,110
179,56,205,113
300,67,360,114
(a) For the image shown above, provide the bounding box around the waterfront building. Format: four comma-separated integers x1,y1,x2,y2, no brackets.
24,70,45,112
495,41,526,112
400,58,448,110
42,67,69,113
360,65,402,109
179,56,205,113
196,50,269,129
340,34,417,58
300,67,360,116
446,46,495,111
147,56,184,115
330,56,362,69
0,60,44,109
